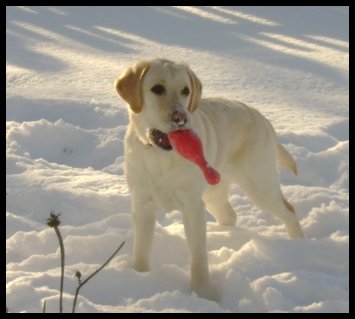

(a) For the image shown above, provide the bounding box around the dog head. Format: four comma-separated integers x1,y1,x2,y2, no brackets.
115,59,202,149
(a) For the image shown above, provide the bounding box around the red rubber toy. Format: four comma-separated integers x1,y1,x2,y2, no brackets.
168,129,220,185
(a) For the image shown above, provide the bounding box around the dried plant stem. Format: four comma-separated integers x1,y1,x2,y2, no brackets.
72,241,125,313
54,226,65,313
42,300,47,313
47,212,65,313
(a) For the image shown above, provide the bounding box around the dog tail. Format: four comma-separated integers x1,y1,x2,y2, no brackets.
277,143,297,175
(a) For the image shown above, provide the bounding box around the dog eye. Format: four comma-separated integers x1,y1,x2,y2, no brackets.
151,84,166,95
181,87,190,96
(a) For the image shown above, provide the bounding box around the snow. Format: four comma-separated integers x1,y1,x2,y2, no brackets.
6,6,348,313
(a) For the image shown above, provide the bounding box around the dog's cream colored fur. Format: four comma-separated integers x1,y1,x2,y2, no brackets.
115,59,304,300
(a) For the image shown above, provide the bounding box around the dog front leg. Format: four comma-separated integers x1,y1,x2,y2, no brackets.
182,202,216,300
131,196,156,272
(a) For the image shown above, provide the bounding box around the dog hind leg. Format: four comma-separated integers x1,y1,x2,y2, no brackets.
203,181,236,226
233,145,304,238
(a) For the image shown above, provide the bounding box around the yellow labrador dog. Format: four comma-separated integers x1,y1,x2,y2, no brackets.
115,59,303,300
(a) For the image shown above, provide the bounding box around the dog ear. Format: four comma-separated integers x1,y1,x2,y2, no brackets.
186,66,202,113
115,61,150,113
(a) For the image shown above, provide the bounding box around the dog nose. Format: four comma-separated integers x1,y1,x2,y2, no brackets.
172,109,187,127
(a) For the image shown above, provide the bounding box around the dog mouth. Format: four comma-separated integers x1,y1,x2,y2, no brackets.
150,129,172,151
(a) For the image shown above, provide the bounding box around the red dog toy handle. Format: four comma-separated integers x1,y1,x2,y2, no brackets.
168,129,220,185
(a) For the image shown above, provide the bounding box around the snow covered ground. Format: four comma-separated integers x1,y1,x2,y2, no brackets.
6,6,348,313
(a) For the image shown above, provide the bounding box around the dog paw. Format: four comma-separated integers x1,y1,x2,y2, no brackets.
216,212,236,226
133,259,150,272
193,282,220,302
196,287,220,302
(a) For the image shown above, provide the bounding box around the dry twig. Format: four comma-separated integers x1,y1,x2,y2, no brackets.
72,241,125,313
47,212,64,313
